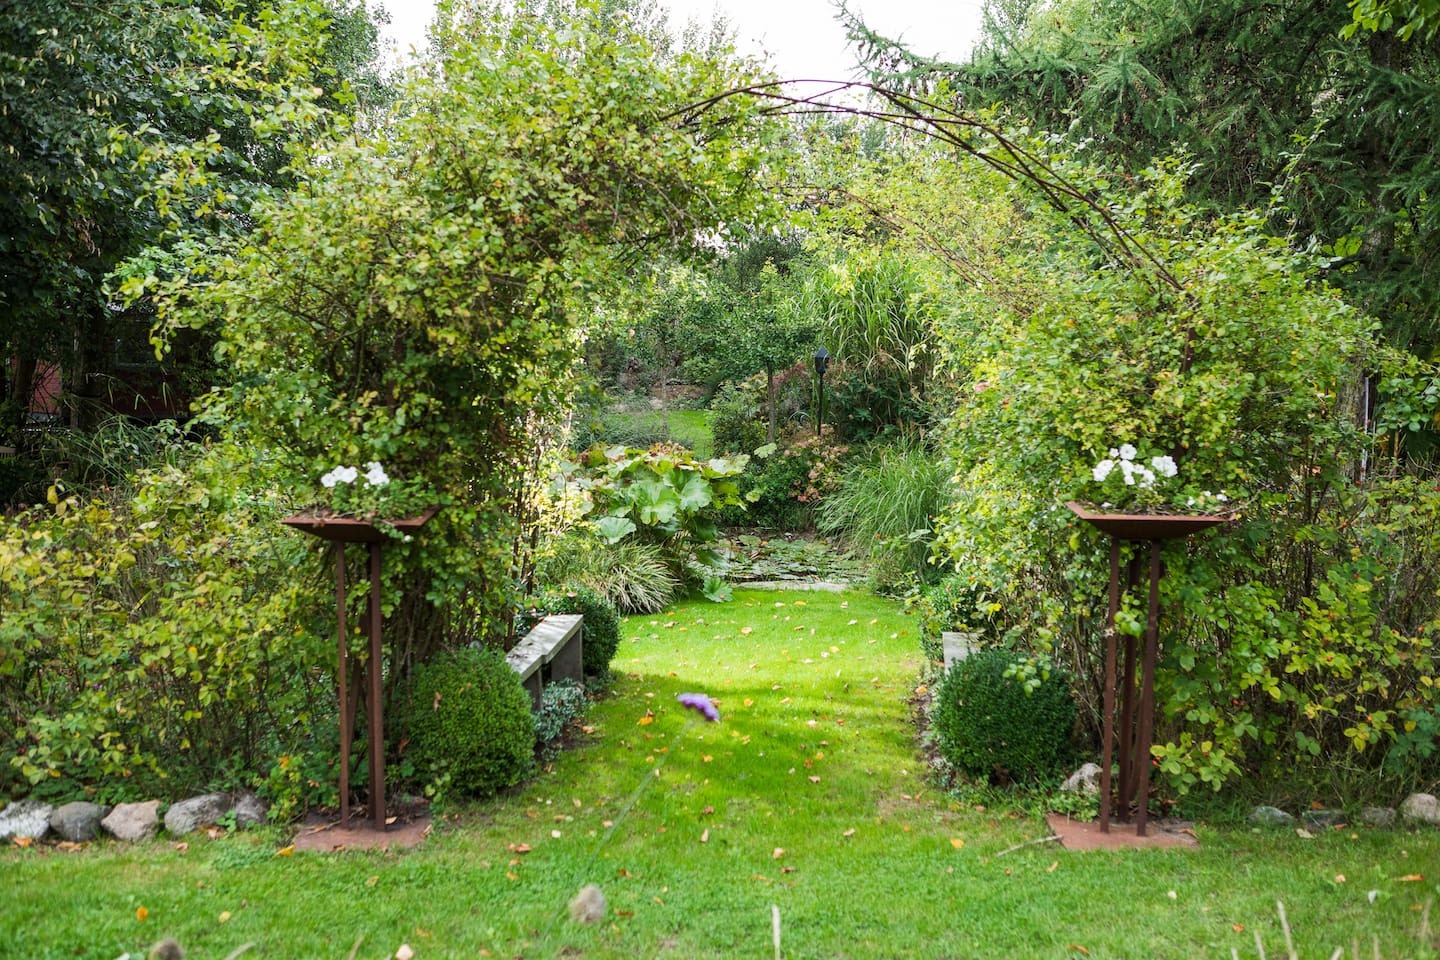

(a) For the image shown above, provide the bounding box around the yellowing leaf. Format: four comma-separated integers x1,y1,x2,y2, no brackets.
637,715,654,726
1397,874,1424,882
772,847,785,860
275,844,295,857
1046,861,1059,873
218,911,232,923
136,906,149,922
740,626,753,635
743,698,754,707
950,838,965,849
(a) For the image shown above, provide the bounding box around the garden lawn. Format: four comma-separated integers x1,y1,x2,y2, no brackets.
4,589,1439,959
606,408,713,458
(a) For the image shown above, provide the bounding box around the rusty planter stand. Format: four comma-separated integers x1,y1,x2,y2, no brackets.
281,507,437,832
1066,502,1230,837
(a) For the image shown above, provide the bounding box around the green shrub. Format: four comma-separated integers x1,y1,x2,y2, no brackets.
409,646,535,800
534,678,588,754
538,584,622,679
1,449,331,802
909,575,1002,661
710,382,767,456
819,441,951,588
932,648,1076,783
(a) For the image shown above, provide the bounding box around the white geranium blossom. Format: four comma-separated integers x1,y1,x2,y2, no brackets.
1150,455,1178,478
1118,443,1138,462
1092,459,1116,482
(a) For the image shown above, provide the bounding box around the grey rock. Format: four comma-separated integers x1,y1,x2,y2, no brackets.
163,793,230,837
1360,806,1396,829
569,884,607,924
1061,763,1103,795
102,800,161,842
231,791,268,828
1248,805,1295,827
0,798,53,841
1301,809,1347,831
1399,792,1440,826
49,801,111,842
941,631,977,672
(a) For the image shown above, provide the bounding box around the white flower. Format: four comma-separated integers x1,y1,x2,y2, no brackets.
1186,497,1196,507
364,461,390,486
1092,459,1116,482
1118,443,1138,461
1216,492,1229,503
1120,460,1136,485
1150,455,1178,478
1137,467,1157,489
321,465,357,488
1108,448,1120,458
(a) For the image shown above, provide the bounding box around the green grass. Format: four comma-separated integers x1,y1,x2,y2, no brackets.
604,409,713,458
5,590,1439,959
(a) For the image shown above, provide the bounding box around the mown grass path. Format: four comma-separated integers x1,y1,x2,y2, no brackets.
4,589,1438,958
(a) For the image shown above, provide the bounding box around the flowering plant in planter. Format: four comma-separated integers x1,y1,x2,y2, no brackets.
312,461,433,522
1086,442,1232,515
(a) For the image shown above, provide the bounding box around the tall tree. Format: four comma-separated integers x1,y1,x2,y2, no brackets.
840,0,1440,352
0,0,383,428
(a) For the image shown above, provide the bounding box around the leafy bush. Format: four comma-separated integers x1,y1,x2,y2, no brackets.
909,575,1001,661
731,431,852,530
534,678,588,755
0,447,331,802
932,648,1076,782
931,152,1440,797
536,584,622,680
710,381,768,456
560,445,747,581
408,646,534,800
819,441,951,588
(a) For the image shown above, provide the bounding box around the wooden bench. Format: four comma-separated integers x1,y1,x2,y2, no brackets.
506,614,584,709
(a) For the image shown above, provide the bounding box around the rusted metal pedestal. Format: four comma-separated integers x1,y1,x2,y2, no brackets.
1066,503,1230,837
281,508,437,832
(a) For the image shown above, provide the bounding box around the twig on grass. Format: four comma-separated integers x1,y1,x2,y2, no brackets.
994,834,1060,857
222,944,255,960
344,935,364,960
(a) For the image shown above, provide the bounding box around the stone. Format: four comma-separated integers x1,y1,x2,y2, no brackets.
49,801,111,842
1360,806,1396,829
164,793,230,837
1399,792,1440,827
569,884,607,924
232,791,268,829
102,800,161,842
1301,809,1347,831
0,798,54,841
1247,805,1295,827
941,632,977,672
1061,763,1103,795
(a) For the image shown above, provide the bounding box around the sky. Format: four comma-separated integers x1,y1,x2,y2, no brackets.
377,0,984,80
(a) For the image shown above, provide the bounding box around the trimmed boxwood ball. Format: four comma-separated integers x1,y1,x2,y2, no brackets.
932,648,1076,782
409,646,534,799
540,584,622,679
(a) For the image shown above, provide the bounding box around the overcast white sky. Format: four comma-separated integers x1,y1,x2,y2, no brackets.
377,0,984,80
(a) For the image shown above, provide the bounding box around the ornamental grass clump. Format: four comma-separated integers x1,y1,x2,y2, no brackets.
408,647,535,800
932,648,1077,783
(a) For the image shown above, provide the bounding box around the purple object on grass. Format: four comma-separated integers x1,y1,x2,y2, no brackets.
676,692,720,722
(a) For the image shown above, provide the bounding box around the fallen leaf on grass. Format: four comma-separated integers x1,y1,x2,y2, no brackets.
1397,874,1424,882
842,829,856,838
395,945,415,960
1334,874,1346,883
509,843,532,854
781,866,796,874
808,776,821,784
11,837,32,848
173,842,189,853
740,627,753,636
1067,946,1089,955
275,844,295,857
743,698,754,707
702,755,713,763
366,875,380,887
772,847,785,860
700,830,709,843
637,714,654,727
219,911,232,923
614,909,635,918
950,838,965,849
1046,861,1059,873
551,830,562,839
1232,924,1244,933
136,906,149,922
